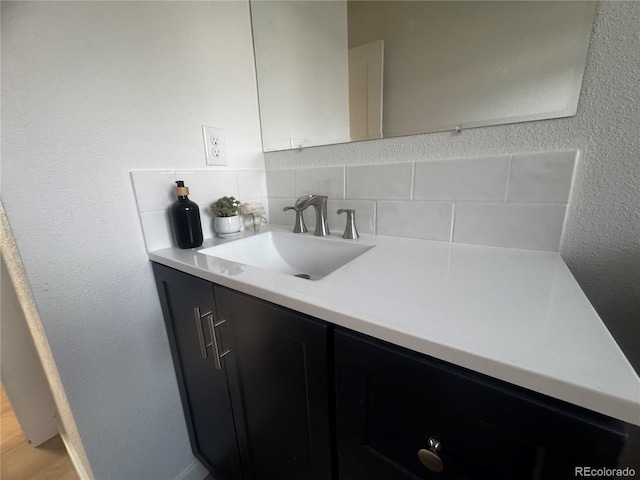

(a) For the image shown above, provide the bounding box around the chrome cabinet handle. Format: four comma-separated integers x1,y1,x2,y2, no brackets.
418,438,443,473
206,315,231,370
194,308,231,369
193,307,208,359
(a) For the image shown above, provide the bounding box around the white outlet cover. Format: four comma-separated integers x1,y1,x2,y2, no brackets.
202,125,227,166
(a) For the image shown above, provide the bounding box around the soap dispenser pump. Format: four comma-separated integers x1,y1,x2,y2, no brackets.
170,180,203,249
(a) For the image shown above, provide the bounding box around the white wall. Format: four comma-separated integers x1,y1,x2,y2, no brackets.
1,2,263,479
265,2,640,372
252,0,350,151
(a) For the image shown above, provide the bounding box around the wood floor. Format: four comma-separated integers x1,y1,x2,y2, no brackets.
1,386,78,480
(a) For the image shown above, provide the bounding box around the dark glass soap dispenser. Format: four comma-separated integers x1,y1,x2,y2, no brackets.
170,180,203,248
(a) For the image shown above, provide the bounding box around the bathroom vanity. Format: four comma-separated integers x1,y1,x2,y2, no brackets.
150,227,640,479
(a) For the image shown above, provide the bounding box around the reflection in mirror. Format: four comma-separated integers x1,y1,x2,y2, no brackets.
251,1,596,152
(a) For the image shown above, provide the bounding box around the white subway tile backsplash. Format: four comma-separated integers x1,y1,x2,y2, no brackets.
327,199,376,235
414,156,509,201
347,163,412,200
264,150,575,251
453,203,567,251
133,150,576,254
132,169,270,252
131,171,176,213
267,198,278,225
507,151,576,203
199,204,215,240
266,169,295,197
139,210,174,252
377,201,453,241
295,167,345,199
237,170,268,201
179,171,238,205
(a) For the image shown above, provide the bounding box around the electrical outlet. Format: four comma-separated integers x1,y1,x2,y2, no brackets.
202,125,226,166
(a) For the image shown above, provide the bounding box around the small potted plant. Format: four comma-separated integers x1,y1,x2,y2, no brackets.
210,196,241,236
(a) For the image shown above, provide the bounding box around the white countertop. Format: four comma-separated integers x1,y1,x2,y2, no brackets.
149,226,640,426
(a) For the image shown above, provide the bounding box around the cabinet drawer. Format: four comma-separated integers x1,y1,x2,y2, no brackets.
335,329,626,480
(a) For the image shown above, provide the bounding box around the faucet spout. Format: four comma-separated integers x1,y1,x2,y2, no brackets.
295,195,330,236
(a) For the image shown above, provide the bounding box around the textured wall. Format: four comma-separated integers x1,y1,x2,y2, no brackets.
266,2,640,372
1,2,263,478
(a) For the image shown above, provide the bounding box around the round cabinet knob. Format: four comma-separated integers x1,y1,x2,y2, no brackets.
418,438,443,473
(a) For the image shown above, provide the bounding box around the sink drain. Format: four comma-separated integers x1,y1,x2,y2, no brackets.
294,273,311,280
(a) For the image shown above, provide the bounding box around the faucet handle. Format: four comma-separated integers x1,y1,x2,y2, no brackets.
337,209,359,239
283,206,307,233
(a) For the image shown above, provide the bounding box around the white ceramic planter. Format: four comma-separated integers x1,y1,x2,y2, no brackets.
214,215,241,236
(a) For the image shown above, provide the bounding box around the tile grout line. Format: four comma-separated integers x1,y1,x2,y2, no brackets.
292,168,297,198
449,203,456,243
410,162,416,201
453,201,569,207
342,166,347,199
373,200,377,235
234,172,241,200
504,155,514,203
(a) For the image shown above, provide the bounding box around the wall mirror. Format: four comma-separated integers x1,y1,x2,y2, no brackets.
250,1,596,152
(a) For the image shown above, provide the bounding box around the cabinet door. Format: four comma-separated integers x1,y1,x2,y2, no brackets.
335,329,627,480
153,263,242,480
214,286,333,480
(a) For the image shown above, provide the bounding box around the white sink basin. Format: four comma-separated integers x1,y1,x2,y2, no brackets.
199,231,373,280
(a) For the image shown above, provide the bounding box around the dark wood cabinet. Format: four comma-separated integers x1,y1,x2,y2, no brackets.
215,286,333,480
153,263,242,480
153,263,332,480
335,328,629,480
154,262,638,480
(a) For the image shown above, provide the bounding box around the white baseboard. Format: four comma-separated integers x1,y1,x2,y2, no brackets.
175,459,210,480
55,418,94,480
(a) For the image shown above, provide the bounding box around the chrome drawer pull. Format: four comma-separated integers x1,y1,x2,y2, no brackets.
194,308,231,368
193,308,208,359
206,315,231,370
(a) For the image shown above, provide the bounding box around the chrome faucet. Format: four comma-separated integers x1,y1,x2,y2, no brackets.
284,194,330,236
